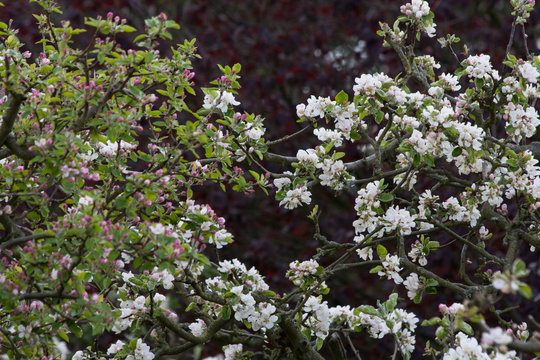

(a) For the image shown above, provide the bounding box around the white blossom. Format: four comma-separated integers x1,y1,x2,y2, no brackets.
465,54,494,79
482,327,512,347
279,185,312,209
383,206,417,235
380,255,403,284
353,73,392,95
403,273,420,300
273,176,291,191
245,125,265,141
518,61,539,83
313,127,343,147
439,72,461,91
296,148,319,165
149,223,165,235
107,340,126,355
189,319,206,337
203,90,240,113
492,271,519,294
127,339,154,360
504,103,540,141
223,344,243,360
444,332,489,360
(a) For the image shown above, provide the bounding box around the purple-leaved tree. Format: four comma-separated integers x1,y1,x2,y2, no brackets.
1,0,540,359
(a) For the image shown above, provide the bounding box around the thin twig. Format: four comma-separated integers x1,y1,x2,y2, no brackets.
266,125,312,146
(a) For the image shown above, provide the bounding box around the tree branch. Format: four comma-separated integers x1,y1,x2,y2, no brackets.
18,291,78,300
3,135,38,161
0,233,54,252
280,316,326,360
266,124,312,146
0,93,23,147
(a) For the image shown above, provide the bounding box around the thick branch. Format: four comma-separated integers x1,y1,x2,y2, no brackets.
280,316,326,360
507,141,540,159
345,139,400,172
478,320,540,353
0,93,23,147
4,135,37,161
0,233,53,252
327,333,347,360
154,342,196,358
155,313,229,357
0,214,17,237
480,202,511,230
503,230,519,271
156,313,201,343
508,339,540,353
517,230,540,248
214,329,266,348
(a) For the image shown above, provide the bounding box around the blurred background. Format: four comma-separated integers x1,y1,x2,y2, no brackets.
4,1,540,358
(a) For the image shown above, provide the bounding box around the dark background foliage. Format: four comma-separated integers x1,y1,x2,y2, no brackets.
4,1,540,358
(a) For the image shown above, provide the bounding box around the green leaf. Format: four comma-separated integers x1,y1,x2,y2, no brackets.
333,152,345,160
121,25,136,32
474,78,484,89
58,330,69,343
356,305,379,317
194,253,210,266
469,314,484,323
375,110,384,124
67,321,83,338
413,152,421,167
249,170,260,181
452,147,462,157
221,306,231,320
379,193,394,202
457,321,474,335
376,245,387,258
91,323,105,336
421,317,441,327
518,283,532,299
384,293,398,312
435,326,449,340
335,90,348,104
134,34,147,42
424,154,435,167
163,20,179,29
512,259,526,273
316,337,324,350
